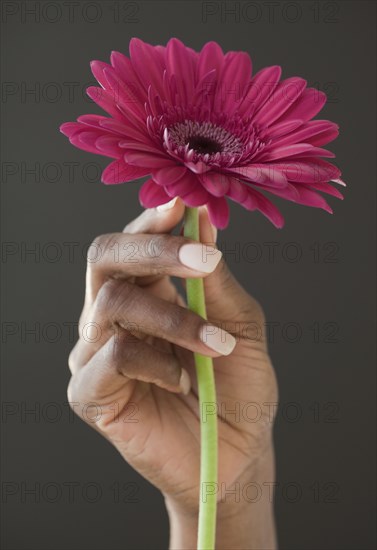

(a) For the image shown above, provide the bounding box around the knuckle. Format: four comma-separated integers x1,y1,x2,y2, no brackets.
94,278,120,316
165,305,193,333
162,359,180,386
141,234,163,259
231,296,265,329
95,278,138,324
109,334,145,379
87,233,112,265
250,297,266,325
138,235,173,273
68,347,78,374
66,378,98,426
115,347,141,378
217,257,233,284
66,377,79,408
109,335,123,367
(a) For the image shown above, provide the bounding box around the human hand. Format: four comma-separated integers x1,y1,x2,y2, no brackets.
68,199,277,549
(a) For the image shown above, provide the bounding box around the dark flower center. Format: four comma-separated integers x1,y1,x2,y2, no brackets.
188,136,222,155
159,116,266,167
167,120,243,159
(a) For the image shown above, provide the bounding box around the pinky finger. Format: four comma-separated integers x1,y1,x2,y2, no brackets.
68,332,191,414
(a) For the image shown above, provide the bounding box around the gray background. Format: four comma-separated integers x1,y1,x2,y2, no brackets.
1,1,376,549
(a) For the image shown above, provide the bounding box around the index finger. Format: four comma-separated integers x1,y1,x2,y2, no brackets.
123,197,185,234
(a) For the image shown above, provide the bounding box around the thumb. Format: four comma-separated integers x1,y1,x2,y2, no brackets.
198,206,265,329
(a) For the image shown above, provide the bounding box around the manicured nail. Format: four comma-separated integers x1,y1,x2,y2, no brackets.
179,243,222,273
200,324,236,355
157,198,178,211
179,369,191,395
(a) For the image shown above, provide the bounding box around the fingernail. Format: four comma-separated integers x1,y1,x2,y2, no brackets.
157,198,178,211
179,369,191,395
200,324,236,355
179,243,222,273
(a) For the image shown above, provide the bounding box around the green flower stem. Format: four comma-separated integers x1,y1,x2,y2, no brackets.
184,206,218,550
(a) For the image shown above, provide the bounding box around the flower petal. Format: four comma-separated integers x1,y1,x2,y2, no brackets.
86,86,123,120
77,130,105,149
95,135,123,157
243,189,285,228
110,51,149,103
226,177,249,202
277,88,327,123
308,182,344,199
185,160,211,174
90,60,112,89
216,51,252,113
304,125,339,147
238,65,282,117
254,77,307,126
102,67,145,119
257,143,316,162
139,178,172,207
124,151,175,169
164,171,196,197
227,165,288,188
331,178,347,187
181,183,210,206
255,182,300,201
77,114,109,128
69,130,108,155
60,122,83,138
120,141,165,155
193,69,217,105
270,120,339,147
129,38,165,96
206,196,230,229
110,50,129,70
99,118,148,142
263,119,303,140
289,185,333,213
199,172,230,197
166,38,195,101
153,165,187,185
288,147,335,159
266,160,340,183
197,41,224,81
102,160,150,184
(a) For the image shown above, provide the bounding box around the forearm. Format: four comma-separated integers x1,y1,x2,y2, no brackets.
166,444,277,550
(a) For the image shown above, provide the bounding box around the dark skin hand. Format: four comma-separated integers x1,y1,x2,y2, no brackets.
68,199,278,549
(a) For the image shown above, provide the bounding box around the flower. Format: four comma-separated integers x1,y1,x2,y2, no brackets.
60,38,344,228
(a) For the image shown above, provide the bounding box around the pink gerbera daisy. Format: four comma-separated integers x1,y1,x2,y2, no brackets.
60,38,344,228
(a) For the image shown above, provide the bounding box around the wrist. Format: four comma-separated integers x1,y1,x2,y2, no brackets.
216,443,277,550
165,442,277,550
165,499,198,550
